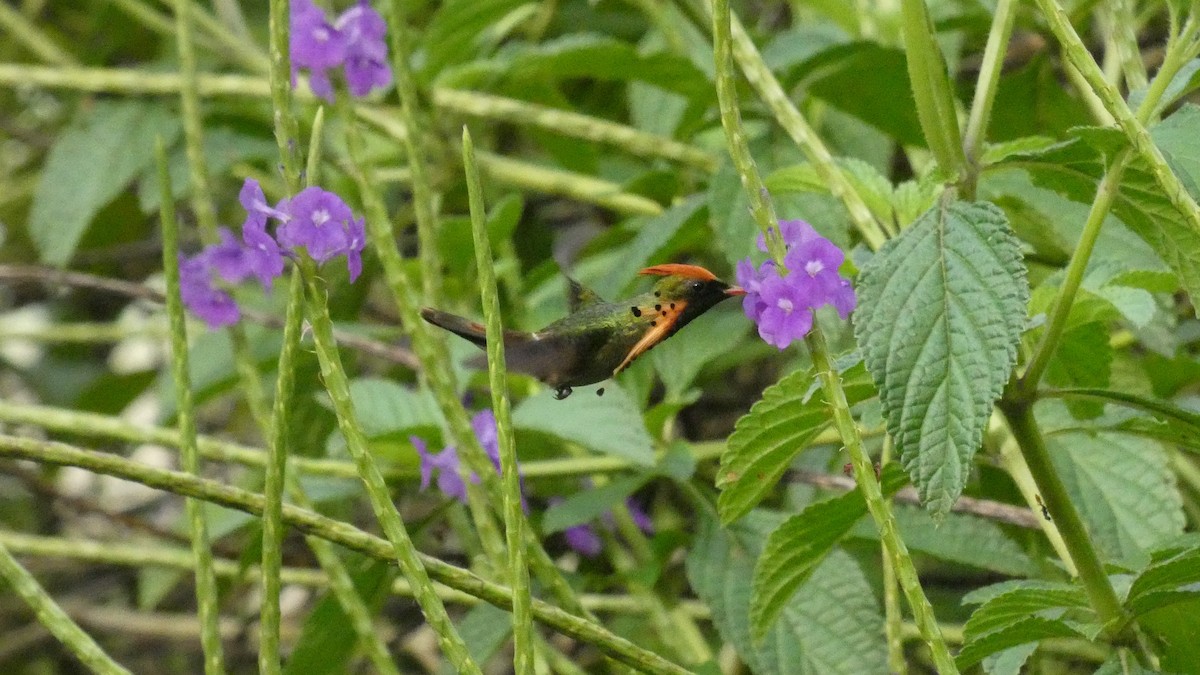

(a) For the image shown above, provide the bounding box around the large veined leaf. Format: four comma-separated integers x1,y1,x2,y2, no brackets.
854,201,1028,516
750,464,906,638
30,99,181,265
513,381,654,465
1043,428,1185,565
687,514,886,675
1126,545,1200,617
717,362,877,524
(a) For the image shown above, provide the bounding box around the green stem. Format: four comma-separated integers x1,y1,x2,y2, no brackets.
156,141,226,675
709,0,785,261
267,0,302,192
432,87,716,171
0,3,77,66
475,150,664,216
462,128,535,675
1017,150,1129,393
300,262,482,674
999,401,1126,633
880,436,907,675
693,0,889,247
257,271,304,675
385,0,443,305
994,425,1077,574
1032,0,1200,239
805,327,958,674
962,0,1017,196
173,0,218,244
0,541,130,674
0,436,691,675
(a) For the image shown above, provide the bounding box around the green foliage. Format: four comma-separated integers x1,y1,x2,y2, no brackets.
284,558,394,675
512,381,654,465
717,362,876,523
855,201,1028,516
687,514,886,674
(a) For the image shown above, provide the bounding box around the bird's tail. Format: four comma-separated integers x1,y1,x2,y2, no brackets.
420,308,489,348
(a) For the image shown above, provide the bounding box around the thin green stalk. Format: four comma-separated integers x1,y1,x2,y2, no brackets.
462,128,535,675
999,402,1126,634
995,427,1077,574
304,106,326,186
385,0,443,305
0,436,692,675
0,541,130,674
156,141,226,675
805,327,958,674
1016,150,1129,393
433,87,717,171
1032,0,1200,240
0,530,712,619
337,92,600,622
962,0,1017,196
173,0,218,244
1109,0,1147,91
156,0,269,72
107,0,213,51
710,0,785,261
258,271,304,675
880,436,907,675
0,3,77,65
899,0,966,180
300,262,482,674
475,151,664,216
694,0,890,247
268,0,302,192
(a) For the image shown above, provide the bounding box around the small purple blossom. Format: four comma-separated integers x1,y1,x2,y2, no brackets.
552,495,654,558
275,187,366,282
738,219,855,349
563,523,604,557
179,252,240,329
412,436,475,503
290,0,391,101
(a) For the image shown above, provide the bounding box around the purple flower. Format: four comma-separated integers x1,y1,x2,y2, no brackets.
337,2,393,96
472,410,500,470
179,252,240,329
563,523,603,557
275,187,366,281
737,219,854,349
289,0,391,101
412,436,475,503
625,498,654,534
206,226,284,291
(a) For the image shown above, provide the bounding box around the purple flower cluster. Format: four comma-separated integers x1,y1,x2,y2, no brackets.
736,220,855,349
411,410,525,506
291,0,392,101
179,178,366,328
554,496,655,558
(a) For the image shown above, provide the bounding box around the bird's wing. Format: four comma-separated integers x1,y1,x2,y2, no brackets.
612,299,689,375
566,276,605,313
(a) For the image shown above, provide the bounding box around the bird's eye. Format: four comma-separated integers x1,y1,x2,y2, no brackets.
690,281,704,291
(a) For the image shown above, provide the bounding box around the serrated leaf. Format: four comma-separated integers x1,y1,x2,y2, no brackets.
854,201,1028,515
849,504,1038,577
1125,546,1200,617
717,362,876,523
1045,322,1112,419
956,583,1093,669
513,381,654,465
687,515,886,675
30,100,181,265
751,464,906,638
1043,428,1185,565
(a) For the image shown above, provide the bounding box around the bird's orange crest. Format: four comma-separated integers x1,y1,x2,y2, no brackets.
638,263,717,281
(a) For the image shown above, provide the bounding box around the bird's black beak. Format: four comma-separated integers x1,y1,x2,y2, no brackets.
724,286,747,297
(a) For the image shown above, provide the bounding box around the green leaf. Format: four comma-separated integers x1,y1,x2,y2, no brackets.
541,475,647,533
854,201,1028,515
136,126,276,213
687,514,886,675
751,464,907,638
955,583,1093,669
651,308,748,400
284,557,394,675
1043,427,1185,565
1125,546,1200,617
346,378,444,438
766,158,895,226
436,603,513,675
849,505,1038,577
513,381,654,465
717,362,877,524
595,195,707,299
1043,321,1112,419
1137,596,1200,671
422,0,529,77
899,0,964,173
30,100,181,265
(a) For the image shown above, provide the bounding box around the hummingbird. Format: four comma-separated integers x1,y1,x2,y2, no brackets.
420,263,746,399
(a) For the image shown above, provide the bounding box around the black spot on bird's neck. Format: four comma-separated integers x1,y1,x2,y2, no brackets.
670,302,676,309
654,291,660,297
630,306,642,317
650,320,657,326
655,304,661,311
